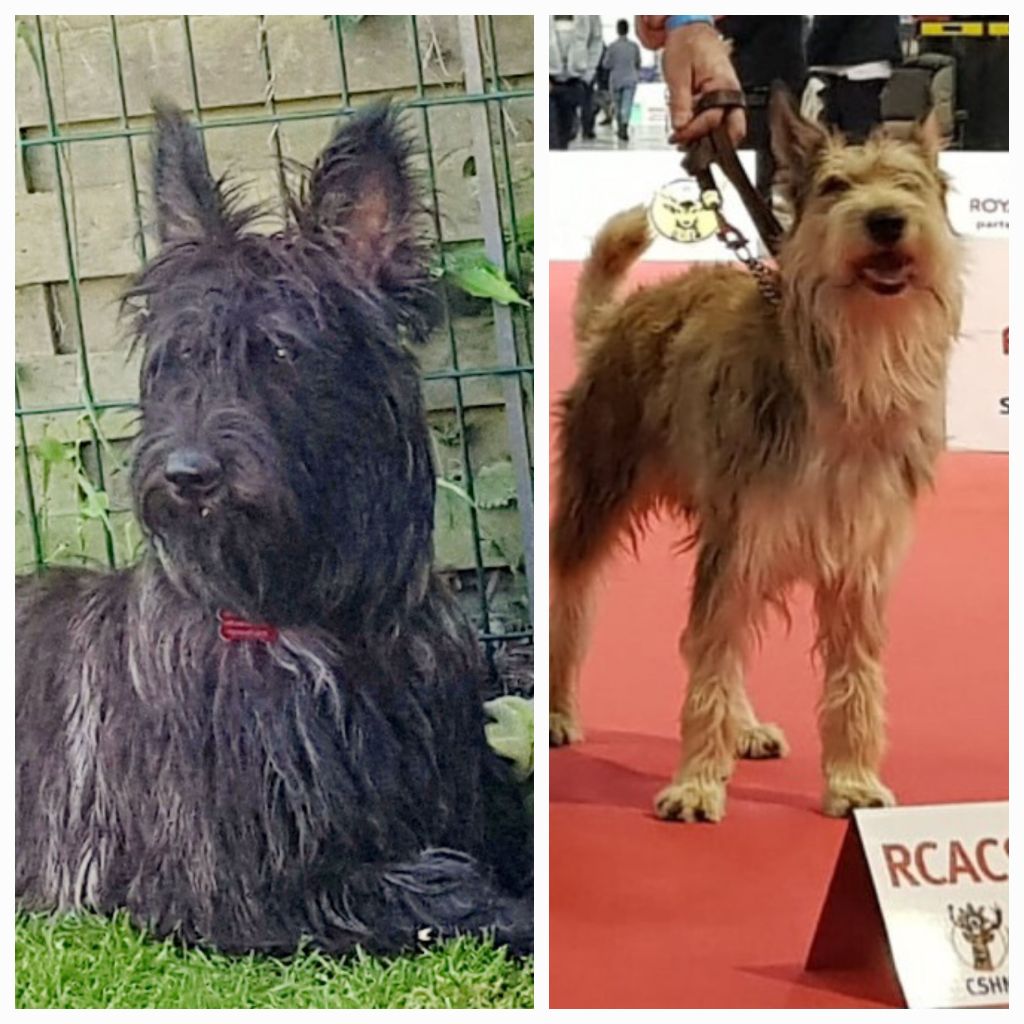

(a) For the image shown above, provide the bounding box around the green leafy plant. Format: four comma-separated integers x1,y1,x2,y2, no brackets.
439,248,529,307
28,431,114,565
484,695,533,815
472,459,517,510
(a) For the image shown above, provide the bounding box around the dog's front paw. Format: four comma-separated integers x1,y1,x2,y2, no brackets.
736,722,789,759
549,711,583,747
823,774,895,817
654,776,726,823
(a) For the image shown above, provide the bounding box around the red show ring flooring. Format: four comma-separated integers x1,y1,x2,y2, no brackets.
548,261,1008,1009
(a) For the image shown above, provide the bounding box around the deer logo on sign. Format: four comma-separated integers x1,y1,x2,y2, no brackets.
649,181,721,244
948,903,1006,972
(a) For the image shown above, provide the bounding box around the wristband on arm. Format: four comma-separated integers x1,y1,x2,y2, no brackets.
665,16,714,31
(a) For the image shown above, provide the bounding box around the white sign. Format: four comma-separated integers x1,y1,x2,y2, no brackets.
856,802,1009,1008
548,150,758,263
946,236,1009,452
941,152,1010,239
946,328,1009,452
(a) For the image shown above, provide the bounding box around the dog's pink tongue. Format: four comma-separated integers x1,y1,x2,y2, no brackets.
861,251,910,287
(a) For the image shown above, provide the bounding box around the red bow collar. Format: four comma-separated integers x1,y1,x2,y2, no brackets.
218,610,279,644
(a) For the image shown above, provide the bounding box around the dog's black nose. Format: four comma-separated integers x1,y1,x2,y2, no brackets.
866,210,906,247
164,448,223,495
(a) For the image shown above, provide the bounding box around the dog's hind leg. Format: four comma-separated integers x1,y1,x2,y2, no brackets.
550,523,627,747
549,557,598,747
655,535,754,823
732,688,789,760
550,386,646,747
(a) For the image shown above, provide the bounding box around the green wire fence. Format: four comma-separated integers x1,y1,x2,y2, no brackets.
14,15,534,668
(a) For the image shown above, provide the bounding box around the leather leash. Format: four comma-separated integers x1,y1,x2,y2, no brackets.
682,90,783,304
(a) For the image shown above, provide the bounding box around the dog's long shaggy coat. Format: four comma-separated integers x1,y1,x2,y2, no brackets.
550,92,962,822
16,104,531,956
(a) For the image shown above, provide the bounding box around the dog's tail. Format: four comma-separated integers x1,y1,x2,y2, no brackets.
574,205,652,348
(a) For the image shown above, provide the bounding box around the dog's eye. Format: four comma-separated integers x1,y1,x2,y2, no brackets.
179,345,193,362
273,345,293,363
819,176,851,197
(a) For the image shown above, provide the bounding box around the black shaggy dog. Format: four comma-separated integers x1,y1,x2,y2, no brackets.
16,103,531,957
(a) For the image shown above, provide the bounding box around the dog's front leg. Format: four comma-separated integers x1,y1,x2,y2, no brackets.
655,540,751,823
815,577,897,816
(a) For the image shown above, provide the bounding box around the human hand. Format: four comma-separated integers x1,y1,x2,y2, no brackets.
635,15,670,49
635,18,747,149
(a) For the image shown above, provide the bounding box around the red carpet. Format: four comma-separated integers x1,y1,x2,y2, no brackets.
548,261,1009,1009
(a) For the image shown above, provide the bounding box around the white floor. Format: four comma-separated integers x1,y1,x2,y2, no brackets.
565,119,675,152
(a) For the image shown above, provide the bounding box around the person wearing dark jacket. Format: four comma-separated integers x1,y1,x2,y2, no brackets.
806,16,903,142
549,15,604,149
717,16,806,201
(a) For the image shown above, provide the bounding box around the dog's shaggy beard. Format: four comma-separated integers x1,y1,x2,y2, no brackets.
133,406,315,622
784,258,960,426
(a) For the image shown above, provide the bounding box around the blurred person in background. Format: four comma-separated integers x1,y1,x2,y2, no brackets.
805,16,902,142
549,14,604,149
718,16,806,201
636,16,906,150
595,42,615,128
602,19,643,142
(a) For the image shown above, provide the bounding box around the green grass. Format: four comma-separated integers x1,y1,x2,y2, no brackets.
16,911,533,1009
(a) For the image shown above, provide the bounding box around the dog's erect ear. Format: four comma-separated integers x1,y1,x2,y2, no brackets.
769,84,829,194
152,100,234,245
910,109,945,165
303,104,428,292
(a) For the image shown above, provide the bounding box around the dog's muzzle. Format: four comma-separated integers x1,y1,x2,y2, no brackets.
163,447,224,513
857,209,915,296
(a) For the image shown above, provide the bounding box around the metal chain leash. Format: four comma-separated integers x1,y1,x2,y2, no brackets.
714,212,782,307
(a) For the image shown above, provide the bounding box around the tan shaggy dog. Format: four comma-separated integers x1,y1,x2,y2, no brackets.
549,92,962,822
